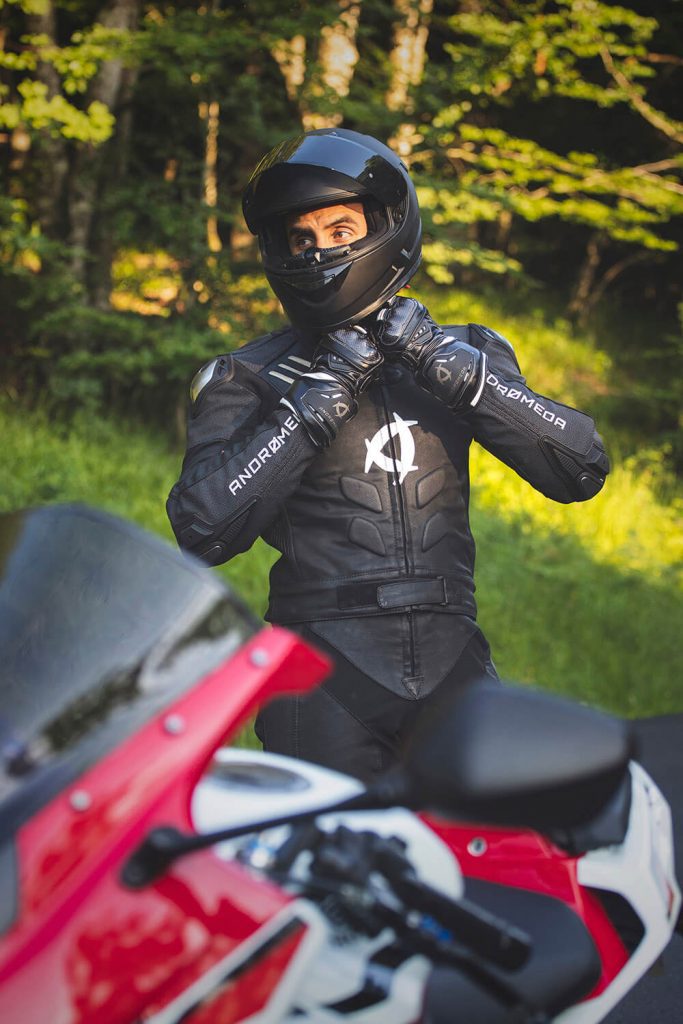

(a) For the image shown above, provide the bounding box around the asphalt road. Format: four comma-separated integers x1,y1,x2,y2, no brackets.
603,715,683,1023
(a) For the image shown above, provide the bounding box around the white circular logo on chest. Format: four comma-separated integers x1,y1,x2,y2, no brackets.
364,412,419,485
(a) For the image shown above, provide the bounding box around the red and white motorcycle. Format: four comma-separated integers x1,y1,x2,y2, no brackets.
0,504,678,1024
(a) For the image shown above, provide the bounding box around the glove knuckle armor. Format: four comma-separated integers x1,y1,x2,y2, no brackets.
324,328,380,373
422,338,485,410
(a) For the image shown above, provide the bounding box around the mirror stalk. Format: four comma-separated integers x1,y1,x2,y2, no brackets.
121,774,409,889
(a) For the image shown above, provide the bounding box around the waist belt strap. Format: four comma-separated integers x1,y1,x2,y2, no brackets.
267,574,476,623
339,576,449,610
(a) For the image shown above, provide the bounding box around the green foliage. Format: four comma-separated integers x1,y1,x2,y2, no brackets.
450,125,680,248
0,0,680,470
0,1,49,14
2,24,133,94
0,201,83,372
0,16,133,142
447,0,660,106
0,79,115,141
18,303,218,418
422,282,613,405
414,0,682,283
3,264,286,421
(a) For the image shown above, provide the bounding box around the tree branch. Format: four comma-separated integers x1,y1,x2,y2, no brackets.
599,45,683,146
645,52,683,67
585,250,653,316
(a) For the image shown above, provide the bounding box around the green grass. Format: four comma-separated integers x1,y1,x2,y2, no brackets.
470,450,682,715
0,404,277,615
1,284,680,721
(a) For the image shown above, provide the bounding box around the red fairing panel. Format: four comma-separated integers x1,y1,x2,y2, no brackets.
424,817,629,997
0,628,331,1024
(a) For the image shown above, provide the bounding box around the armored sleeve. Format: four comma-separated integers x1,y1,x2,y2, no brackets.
167,355,318,565
466,324,609,503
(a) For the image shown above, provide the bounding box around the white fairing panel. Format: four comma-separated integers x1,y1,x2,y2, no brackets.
555,762,681,1024
192,748,463,899
193,748,364,831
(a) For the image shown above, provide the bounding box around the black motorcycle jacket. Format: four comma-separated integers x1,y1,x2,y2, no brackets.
167,322,609,697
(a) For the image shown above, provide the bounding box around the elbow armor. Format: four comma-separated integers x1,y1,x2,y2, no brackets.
540,433,610,501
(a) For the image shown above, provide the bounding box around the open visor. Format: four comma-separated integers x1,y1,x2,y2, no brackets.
242,130,407,232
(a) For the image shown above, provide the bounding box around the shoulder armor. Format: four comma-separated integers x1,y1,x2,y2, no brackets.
190,355,232,404
469,323,515,352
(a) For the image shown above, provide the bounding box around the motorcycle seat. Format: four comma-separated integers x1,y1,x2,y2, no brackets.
424,877,602,1023
548,771,632,854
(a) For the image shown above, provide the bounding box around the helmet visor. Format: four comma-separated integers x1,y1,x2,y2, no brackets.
243,131,406,232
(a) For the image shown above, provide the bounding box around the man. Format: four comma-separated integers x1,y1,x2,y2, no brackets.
167,128,609,783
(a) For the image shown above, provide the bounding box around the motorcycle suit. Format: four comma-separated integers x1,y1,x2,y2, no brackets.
167,319,609,709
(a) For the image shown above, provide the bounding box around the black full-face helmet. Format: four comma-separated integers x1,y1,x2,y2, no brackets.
241,128,422,332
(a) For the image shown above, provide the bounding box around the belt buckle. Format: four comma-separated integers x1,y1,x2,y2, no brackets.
436,575,448,606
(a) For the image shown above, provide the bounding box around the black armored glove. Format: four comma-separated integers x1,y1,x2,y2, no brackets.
374,296,486,411
282,325,383,448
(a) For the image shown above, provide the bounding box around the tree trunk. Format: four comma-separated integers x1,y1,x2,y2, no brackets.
271,35,307,102
67,0,141,291
272,2,362,130
496,208,512,252
24,3,69,238
305,0,362,129
386,0,433,159
91,64,140,310
567,233,604,324
200,99,222,253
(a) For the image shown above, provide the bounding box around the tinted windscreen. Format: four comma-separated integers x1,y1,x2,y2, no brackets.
0,505,256,835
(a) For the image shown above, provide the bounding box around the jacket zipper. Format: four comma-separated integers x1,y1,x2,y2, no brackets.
379,381,417,680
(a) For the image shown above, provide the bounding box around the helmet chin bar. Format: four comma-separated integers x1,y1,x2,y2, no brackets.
275,258,354,295
281,243,354,272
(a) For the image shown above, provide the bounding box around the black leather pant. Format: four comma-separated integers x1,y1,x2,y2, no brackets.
254,624,498,784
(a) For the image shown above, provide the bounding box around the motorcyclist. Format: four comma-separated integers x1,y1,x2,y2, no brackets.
167,128,609,783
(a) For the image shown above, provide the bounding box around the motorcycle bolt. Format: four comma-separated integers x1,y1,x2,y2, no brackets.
249,648,270,667
467,837,487,857
69,790,92,812
163,714,186,735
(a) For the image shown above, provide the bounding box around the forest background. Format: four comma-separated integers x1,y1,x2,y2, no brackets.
1,0,682,727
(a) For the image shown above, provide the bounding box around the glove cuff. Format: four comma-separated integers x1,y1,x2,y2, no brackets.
282,375,357,448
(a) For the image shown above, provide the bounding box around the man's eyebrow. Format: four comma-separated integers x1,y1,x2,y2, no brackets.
287,214,358,235
322,214,358,228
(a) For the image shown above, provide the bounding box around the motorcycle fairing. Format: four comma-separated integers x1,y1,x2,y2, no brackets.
554,762,681,1024
0,504,257,843
0,620,331,1022
140,899,328,1024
